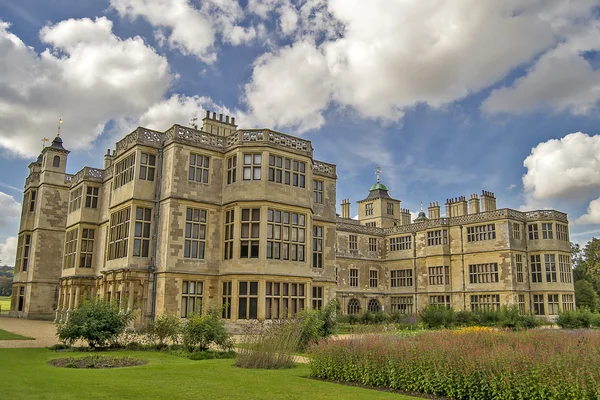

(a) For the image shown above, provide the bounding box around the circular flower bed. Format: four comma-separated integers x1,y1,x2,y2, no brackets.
48,355,147,369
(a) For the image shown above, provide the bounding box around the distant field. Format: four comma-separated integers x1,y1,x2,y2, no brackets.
0,296,10,314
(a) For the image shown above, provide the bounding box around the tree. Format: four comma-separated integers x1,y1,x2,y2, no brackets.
574,280,599,312
572,239,600,299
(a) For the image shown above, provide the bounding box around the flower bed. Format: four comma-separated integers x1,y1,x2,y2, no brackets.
309,330,600,399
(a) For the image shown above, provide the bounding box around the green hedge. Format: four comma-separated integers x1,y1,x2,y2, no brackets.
310,330,600,399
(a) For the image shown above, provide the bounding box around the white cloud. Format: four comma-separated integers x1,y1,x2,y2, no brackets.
576,196,600,224
0,17,173,157
110,0,258,62
522,132,600,200
243,0,587,132
0,236,17,266
0,192,20,228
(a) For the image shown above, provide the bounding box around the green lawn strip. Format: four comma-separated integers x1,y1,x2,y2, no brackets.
0,328,34,340
0,348,423,400
0,296,10,314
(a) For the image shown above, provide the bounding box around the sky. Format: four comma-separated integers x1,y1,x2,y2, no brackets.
2,0,600,264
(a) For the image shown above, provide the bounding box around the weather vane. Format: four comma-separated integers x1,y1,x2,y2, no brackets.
41,137,49,149
190,117,198,129
376,166,381,183
57,119,63,136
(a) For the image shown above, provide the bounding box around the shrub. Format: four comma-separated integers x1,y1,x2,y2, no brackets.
188,350,236,360
145,313,181,347
319,299,338,338
181,308,232,351
298,309,323,350
419,305,456,329
236,319,302,369
56,300,133,348
557,308,600,329
310,330,600,399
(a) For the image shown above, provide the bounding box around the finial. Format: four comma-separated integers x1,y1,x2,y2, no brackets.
420,201,424,212
376,166,381,184
190,117,198,129
57,119,63,136
41,137,49,149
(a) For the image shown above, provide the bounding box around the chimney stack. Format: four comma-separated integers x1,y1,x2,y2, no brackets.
428,202,441,219
341,199,351,219
469,194,480,214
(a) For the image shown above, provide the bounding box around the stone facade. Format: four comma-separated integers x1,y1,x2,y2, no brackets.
11,111,575,321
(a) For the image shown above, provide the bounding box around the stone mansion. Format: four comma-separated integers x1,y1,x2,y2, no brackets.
10,111,575,322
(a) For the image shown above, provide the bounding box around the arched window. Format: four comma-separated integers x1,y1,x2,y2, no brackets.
53,155,60,168
347,298,361,315
367,299,381,313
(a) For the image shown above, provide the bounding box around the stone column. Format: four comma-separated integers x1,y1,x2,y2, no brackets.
74,286,81,309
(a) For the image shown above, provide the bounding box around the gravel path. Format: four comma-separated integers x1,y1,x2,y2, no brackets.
0,316,60,348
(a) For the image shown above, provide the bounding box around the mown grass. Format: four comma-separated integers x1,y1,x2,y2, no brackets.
0,348,423,400
0,328,33,340
0,296,10,314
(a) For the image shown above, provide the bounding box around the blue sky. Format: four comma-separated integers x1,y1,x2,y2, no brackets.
1,0,600,263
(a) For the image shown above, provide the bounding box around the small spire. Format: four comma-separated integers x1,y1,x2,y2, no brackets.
420,201,424,212
57,119,63,136
190,117,198,129
376,166,381,184
41,137,49,149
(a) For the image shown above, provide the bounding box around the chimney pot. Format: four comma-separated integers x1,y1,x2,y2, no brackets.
206,110,210,118
219,113,223,121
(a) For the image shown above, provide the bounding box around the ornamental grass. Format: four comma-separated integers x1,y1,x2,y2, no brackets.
309,329,600,400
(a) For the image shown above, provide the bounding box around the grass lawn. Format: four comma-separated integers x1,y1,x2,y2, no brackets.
0,349,424,400
0,329,33,340
0,296,10,314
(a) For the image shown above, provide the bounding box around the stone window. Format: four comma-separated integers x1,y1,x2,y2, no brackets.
79,228,95,268
428,266,449,285
530,254,542,283
391,269,413,287
511,222,521,240
139,152,156,181
562,294,574,311
542,223,553,239
349,235,358,251
367,299,380,312
466,224,496,242
134,207,152,257
547,294,559,315
240,208,260,258
533,294,545,315
243,153,261,180
349,268,359,287
369,237,377,252
63,229,78,269
184,208,206,259
559,255,572,283
365,222,376,227
389,235,411,251
53,155,60,168
69,187,83,213
16,234,31,272
391,296,413,314
291,159,306,188
188,153,210,183
369,270,378,288
181,281,203,318
427,229,447,246
221,281,232,319
430,295,450,309
347,298,360,315
238,281,258,319
544,254,557,283
515,254,524,283
365,203,373,216
108,207,130,260
470,294,500,311
224,210,234,260
266,209,305,261
265,282,305,319
556,224,569,241
268,155,283,183
313,180,323,203
113,152,135,190
387,203,394,216
268,155,305,187
468,263,499,284
227,155,237,184
85,186,99,209
528,223,539,240
312,286,323,310
18,287,25,312
29,190,36,212
312,225,323,268
518,294,525,313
